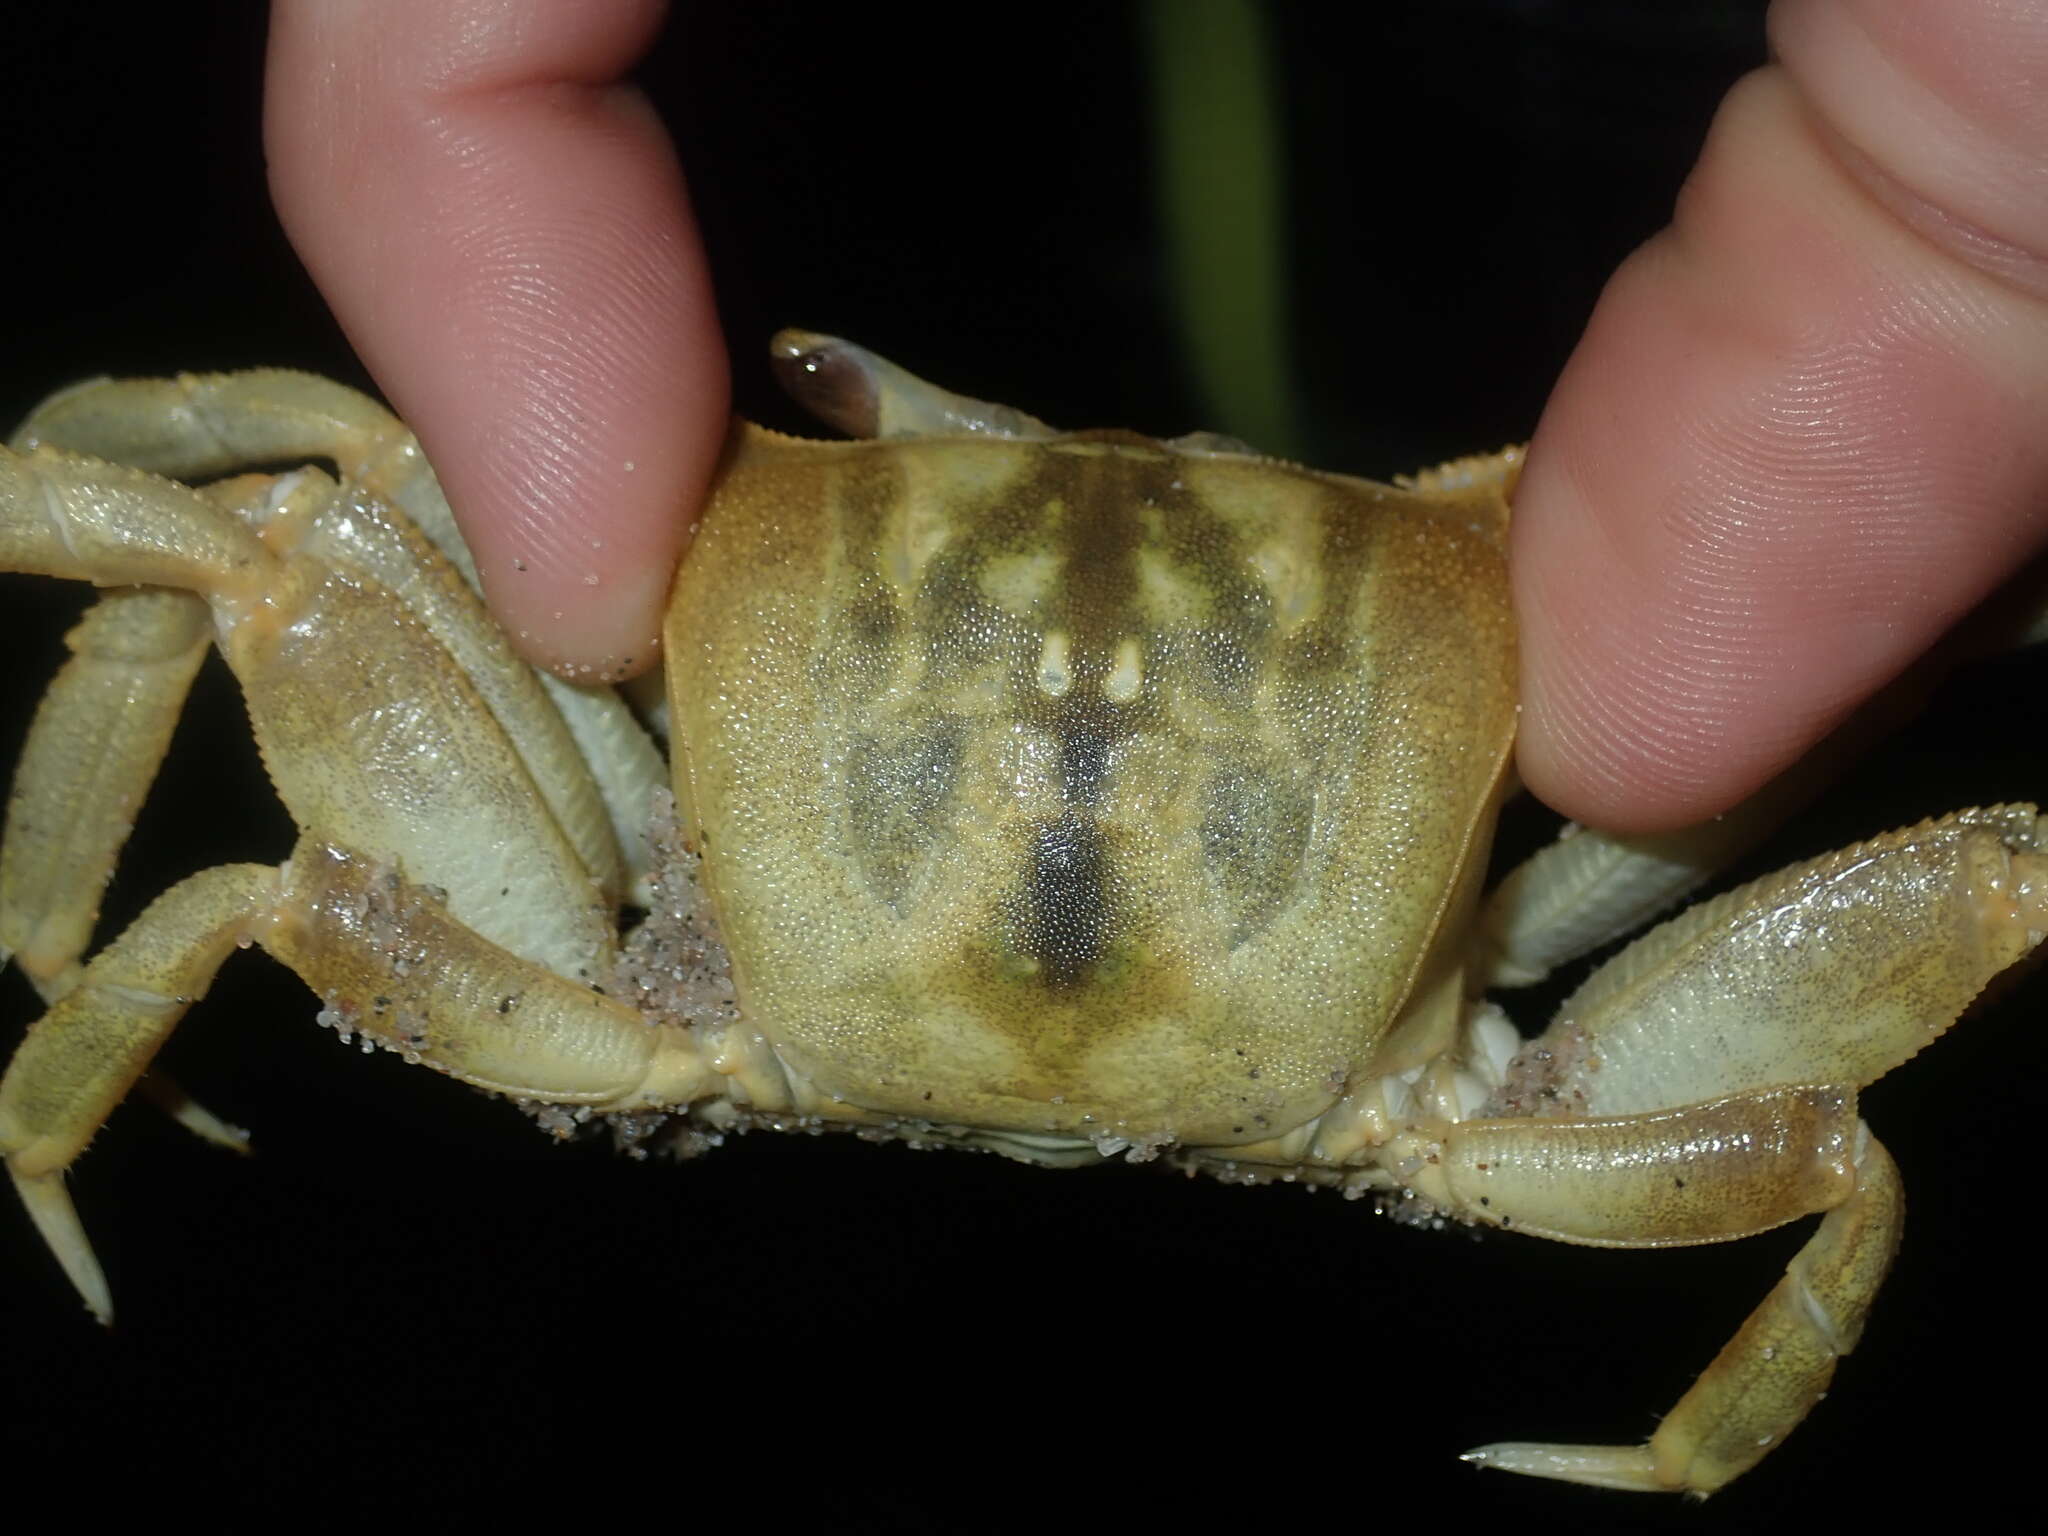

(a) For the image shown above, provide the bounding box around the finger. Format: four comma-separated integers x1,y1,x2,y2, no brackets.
266,0,724,681
1514,0,2048,832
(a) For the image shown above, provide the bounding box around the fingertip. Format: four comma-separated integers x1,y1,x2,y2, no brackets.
1510,213,1829,833
1511,429,1798,834
266,0,729,682
1515,61,2048,832
375,148,729,683
427,195,729,683
475,542,682,685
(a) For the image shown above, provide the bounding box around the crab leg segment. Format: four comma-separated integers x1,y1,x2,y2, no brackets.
10,369,444,529
1465,1126,1904,1494
0,472,345,999
0,445,273,595
0,861,277,1321
1475,797,1802,990
11,372,667,887
1402,1088,1899,1492
262,843,712,1112
1437,806,2048,1493
0,587,209,997
1516,806,2048,1118
0,844,713,1322
1410,1084,1860,1246
0,443,620,979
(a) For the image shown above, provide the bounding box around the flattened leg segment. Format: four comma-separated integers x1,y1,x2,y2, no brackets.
10,368,410,486
0,444,276,596
1420,1085,1860,1247
0,587,210,996
263,843,711,1111
1516,807,2048,1118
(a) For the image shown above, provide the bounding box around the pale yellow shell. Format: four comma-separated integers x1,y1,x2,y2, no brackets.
666,424,1517,1144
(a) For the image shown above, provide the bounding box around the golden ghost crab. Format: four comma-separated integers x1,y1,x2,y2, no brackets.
1,332,2042,1495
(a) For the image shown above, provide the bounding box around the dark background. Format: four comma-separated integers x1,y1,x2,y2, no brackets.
3,3,2037,1526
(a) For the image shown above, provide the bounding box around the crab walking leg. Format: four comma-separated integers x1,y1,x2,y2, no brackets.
12,369,422,487
0,481,350,1151
0,863,277,1321
317,441,668,890
13,377,660,899
1473,672,1942,990
260,843,713,1113
0,473,327,996
1399,1085,1860,1244
1475,797,1812,990
0,586,251,1205
1647,1131,1903,1487
11,373,513,614
14,374,663,897
1509,806,2048,1119
242,460,663,899
0,588,209,996
0,844,715,1322
0,468,576,1155
236,463,634,904
1455,1118,1904,1494
0,441,621,978
1388,1088,1899,1491
0,446,274,595
1426,806,2048,1492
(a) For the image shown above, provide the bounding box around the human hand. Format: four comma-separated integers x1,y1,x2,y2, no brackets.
265,0,723,683
271,3,2048,831
1513,0,2048,832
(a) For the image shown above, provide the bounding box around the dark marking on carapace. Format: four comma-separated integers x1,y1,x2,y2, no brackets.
809,453,912,706
1058,721,1114,806
847,713,967,909
1011,809,1112,988
823,435,1343,988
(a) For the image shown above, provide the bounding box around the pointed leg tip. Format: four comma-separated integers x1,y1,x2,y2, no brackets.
1461,1440,1671,1494
140,1073,252,1155
10,1162,114,1326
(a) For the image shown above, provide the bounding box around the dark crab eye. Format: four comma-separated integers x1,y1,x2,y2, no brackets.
769,330,883,438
